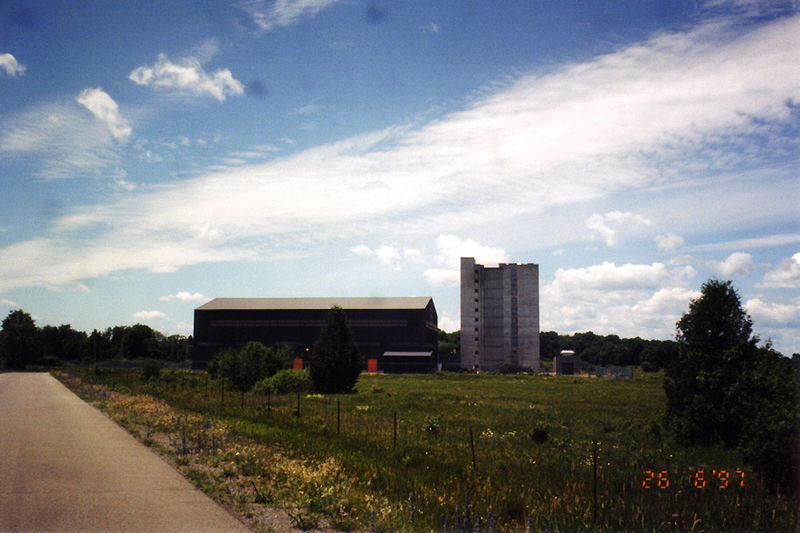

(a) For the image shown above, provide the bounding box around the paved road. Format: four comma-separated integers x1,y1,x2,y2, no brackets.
0,373,251,532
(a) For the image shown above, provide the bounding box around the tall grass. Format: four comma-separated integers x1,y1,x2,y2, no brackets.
58,369,798,532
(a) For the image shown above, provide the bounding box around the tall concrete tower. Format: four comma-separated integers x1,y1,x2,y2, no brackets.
460,257,540,371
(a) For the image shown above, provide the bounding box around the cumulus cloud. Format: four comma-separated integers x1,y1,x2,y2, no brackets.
758,253,800,288
542,262,699,338
433,235,508,270
550,262,672,292
129,54,244,101
586,212,653,246
422,235,509,287
133,310,169,321
655,233,684,251
160,291,208,303
761,253,800,287
745,297,800,328
423,268,460,287
350,244,422,270
240,0,342,32
714,252,756,277
0,53,26,76
76,88,131,140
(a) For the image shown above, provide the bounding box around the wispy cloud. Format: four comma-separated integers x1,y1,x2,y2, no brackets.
239,0,342,32
0,100,122,180
129,54,244,102
77,88,131,140
0,52,26,77
2,14,799,290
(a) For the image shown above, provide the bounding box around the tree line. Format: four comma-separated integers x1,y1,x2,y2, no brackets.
0,309,192,370
540,331,678,371
437,329,678,371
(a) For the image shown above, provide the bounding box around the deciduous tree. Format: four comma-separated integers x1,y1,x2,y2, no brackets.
0,309,40,370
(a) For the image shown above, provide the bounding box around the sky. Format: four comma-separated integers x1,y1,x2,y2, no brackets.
1,0,798,355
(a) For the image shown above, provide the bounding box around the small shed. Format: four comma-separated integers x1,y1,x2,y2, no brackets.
554,350,581,375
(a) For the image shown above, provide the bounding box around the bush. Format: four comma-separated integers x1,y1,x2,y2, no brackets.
208,342,285,392
254,369,312,395
141,358,162,380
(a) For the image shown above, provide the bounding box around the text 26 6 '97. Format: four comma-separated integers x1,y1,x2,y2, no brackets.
642,469,744,490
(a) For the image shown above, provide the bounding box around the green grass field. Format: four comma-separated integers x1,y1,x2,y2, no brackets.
58,370,798,532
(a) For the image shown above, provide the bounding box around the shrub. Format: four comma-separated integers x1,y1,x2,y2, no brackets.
208,342,285,392
530,425,548,444
141,358,162,380
254,369,312,395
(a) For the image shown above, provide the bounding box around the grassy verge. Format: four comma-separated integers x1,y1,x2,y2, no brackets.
54,369,798,532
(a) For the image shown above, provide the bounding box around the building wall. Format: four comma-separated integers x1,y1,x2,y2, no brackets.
194,301,438,371
460,257,540,371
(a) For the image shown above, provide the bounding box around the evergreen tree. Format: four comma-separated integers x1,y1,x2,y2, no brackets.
309,306,361,394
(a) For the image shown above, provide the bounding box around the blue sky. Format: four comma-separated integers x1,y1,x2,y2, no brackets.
1,0,798,355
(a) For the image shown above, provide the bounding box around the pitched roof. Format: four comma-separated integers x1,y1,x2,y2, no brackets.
196,297,433,311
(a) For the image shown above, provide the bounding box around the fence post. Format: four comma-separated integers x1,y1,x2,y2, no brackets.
592,439,598,524
469,426,477,471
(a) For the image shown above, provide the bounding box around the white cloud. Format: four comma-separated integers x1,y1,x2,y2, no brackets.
550,262,672,292
438,312,459,333
374,246,402,270
133,310,169,322
758,253,800,288
745,297,800,328
586,212,653,246
0,53,26,77
76,88,131,140
714,252,756,277
0,101,122,179
350,244,372,257
350,244,423,271
422,235,508,287
655,233,684,251
1,297,19,307
160,291,208,303
433,235,508,269
240,0,342,32
423,268,460,287
541,262,700,338
3,14,800,294
129,54,244,102
691,233,800,252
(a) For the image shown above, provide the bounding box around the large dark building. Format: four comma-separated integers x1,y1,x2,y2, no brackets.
193,297,439,372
